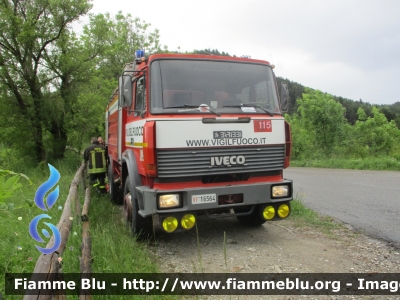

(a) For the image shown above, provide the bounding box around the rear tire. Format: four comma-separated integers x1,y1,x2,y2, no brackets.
124,176,153,237
108,162,121,204
235,205,267,226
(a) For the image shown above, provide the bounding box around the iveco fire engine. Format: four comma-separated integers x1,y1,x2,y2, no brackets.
106,50,293,234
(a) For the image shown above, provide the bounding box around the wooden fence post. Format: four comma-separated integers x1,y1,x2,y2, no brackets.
24,162,86,300
79,187,92,300
81,188,90,222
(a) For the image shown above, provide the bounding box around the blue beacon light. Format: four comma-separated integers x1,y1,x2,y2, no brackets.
135,50,145,60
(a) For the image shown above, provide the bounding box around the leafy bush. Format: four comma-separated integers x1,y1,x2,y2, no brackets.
0,169,32,211
288,90,400,169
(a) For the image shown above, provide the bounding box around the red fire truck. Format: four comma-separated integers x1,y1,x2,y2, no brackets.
106,50,293,235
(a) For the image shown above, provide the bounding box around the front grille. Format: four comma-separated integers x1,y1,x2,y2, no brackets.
157,145,284,178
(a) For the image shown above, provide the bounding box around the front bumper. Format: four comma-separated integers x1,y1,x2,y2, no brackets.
135,179,293,218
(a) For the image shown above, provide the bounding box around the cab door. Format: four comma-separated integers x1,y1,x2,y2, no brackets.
125,76,146,170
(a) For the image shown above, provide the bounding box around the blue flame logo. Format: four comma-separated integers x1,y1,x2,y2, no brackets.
29,164,62,254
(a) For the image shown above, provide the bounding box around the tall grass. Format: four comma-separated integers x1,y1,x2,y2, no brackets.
0,150,176,299
79,194,175,299
290,197,341,234
89,194,158,274
0,152,81,298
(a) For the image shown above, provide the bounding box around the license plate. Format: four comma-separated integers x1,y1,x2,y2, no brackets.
213,131,242,139
192,194,216,204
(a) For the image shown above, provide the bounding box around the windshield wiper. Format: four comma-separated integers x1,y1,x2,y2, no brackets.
164,104,221,116
223,104,275,116
202,106,220,117
164,104,199,109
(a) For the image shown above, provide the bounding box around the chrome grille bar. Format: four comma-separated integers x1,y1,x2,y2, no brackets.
157,145,284,177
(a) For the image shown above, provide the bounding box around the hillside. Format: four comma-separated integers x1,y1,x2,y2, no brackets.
276,77,400,128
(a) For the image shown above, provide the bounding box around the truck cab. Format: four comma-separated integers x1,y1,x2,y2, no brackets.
106,51,292,235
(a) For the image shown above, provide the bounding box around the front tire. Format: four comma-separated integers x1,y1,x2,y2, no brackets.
124,176,153,237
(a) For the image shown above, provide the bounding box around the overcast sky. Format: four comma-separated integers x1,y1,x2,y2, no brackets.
89,0,400,105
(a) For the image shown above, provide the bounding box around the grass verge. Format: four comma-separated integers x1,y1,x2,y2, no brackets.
78,193,175,300
290,156,400,171
0,153,82,298
290,197,341,234
0,152,175,299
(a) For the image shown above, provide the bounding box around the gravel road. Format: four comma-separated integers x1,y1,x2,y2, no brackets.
143,167,400,299
153,216,400,274
150,214,400,299
145,166,400,299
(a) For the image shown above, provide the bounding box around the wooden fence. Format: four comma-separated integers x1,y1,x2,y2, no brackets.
24,162,93,300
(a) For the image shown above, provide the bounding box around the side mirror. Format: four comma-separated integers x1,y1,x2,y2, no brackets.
280,82,289,112
118,75,133,107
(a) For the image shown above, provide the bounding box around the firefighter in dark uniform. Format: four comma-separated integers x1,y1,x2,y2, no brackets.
84,137,107,193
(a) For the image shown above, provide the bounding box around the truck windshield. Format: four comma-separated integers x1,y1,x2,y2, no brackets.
150,59,281,115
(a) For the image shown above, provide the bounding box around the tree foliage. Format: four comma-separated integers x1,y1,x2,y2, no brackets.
65,12,163,151
354,107,399,156
0,169,32,211
288,90,400,161
0,3,163,163
192,49,231,56
83,12,163,79
278,77,400,129
296,89,346,155
0,0,92,161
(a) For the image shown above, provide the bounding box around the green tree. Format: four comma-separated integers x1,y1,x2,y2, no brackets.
40,30,90,159
0,5,164,161
192,49,231,56
285,114,314,160
41,11,164,155
0,0,92,162
355,107,400,156
297,89,346,156
65,12,164,150
85,12,163,80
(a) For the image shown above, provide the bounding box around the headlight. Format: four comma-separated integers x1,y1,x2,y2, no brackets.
159,194,180,208
272,185,289,198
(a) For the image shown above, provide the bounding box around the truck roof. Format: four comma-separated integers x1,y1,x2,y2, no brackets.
147,53,271,66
